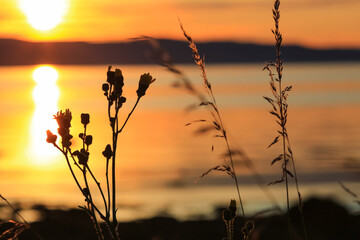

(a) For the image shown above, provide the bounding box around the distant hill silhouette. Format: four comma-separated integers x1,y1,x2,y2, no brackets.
0,38,359,65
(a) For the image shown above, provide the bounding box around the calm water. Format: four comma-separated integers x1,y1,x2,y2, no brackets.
0,62,359,221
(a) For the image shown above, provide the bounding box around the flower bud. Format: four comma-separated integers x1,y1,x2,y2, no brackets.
136,73,155,98
119,96,126,103
82,188,90,197
81,113,90,126
85,135,93,146
102,83,109,92
229,199,237,217
46,130,57,144
102,144,112,159
74,148,89,165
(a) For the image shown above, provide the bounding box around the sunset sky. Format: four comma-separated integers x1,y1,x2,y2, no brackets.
1,0,360,48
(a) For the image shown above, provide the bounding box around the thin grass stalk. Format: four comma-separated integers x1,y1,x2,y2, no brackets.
273,0,291,237
264,1,307,239
145,35,284,217
179,22,246,219
86,211,104,240
287,140,307,240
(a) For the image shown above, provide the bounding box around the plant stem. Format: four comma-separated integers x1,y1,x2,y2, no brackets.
87,166,108,219
278,67,291,238
82,166,104,239
106,158,111,216
56,145,106,220
118,97,140,134
111,100,118,226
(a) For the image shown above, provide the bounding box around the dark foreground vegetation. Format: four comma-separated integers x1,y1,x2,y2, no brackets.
1,197,359,240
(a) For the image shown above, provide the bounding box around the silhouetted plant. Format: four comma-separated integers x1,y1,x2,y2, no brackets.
0,194,43,240
46,66,155,240
222,199,254,240
263,0,306,239
140,24,262,239
180,22,258,240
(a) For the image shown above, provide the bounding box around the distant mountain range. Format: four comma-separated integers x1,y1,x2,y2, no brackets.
0,38,359,65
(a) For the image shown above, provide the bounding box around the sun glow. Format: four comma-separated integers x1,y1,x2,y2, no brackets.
19,0,68,31
28,65,60,166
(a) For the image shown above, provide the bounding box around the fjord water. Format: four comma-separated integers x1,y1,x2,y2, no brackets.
0,63,359,221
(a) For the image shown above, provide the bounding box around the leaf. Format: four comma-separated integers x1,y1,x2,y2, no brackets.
269,110,280,119
271,154,283,165
270,81,277,93
263,96,274,103
194,126,213,135
196,165,234,182
284,85,292,92
213,121,221,130
185,119,207,126
285,170,294,178
214,134,224,138
222,149,243,158
199,101,211,106
268,179,284,186
200,101,217,112
268,135,280,148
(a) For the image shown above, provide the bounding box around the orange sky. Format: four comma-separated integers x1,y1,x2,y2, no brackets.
1,0,360,48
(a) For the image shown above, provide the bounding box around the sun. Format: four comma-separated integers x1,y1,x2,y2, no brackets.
19,0,68,31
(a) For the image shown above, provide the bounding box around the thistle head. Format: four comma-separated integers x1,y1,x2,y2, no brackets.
136,73,155,98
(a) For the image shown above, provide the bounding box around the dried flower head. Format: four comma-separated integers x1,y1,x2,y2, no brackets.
73,148,89,165
136,73,155,98
46,130,57,145
54,109,72,135
107,66,115,84
54,109,73,148
113,68,124,97
115,68,122,77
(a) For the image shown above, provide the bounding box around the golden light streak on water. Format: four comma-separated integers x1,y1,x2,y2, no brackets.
27,65,61,166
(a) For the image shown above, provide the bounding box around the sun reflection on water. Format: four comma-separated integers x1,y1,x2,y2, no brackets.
28,65,61,165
